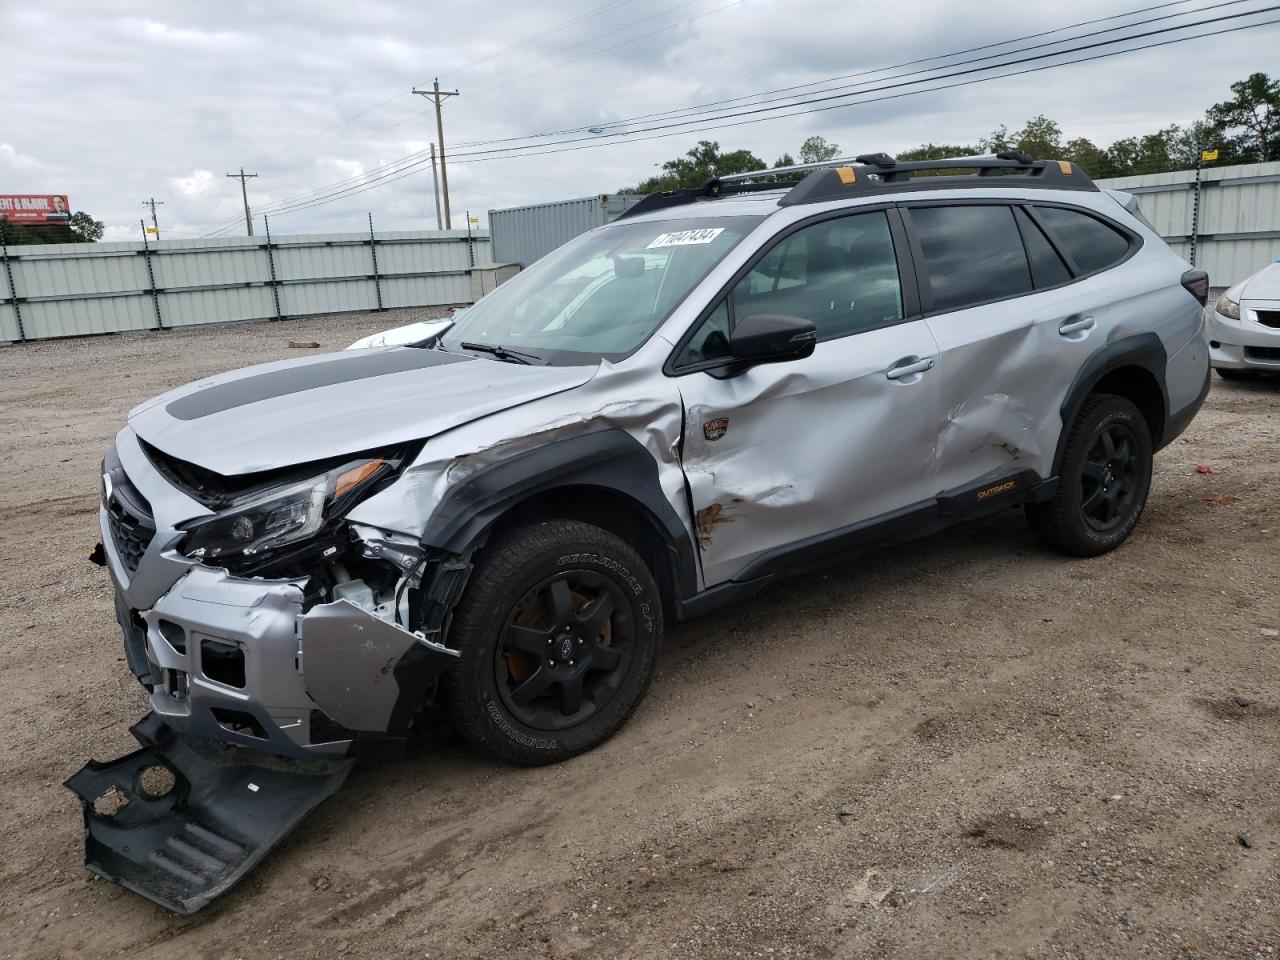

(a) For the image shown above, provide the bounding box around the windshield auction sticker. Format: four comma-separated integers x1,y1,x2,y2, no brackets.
646,227,725,249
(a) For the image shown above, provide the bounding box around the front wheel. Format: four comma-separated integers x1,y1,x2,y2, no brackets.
440,520,662,765
1027,394,1153,557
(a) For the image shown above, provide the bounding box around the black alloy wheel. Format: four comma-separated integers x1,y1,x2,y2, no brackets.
1079,423,1142,533
495,571,634,731
1026,393,1153,557
441,520,661,765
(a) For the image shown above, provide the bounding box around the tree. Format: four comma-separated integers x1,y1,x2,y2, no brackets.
620,140,766,193
798,135,840,164
0,210,105,245
68,211,104,243
1007,115,1064,159
1206,72,1279,161
1062,137,1111,178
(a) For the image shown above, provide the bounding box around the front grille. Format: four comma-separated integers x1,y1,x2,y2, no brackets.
1254,309,1280,329
103,448,156,576
107,500,155,575
1244,346,1280,364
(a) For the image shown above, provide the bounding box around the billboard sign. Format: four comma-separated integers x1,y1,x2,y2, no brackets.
0,194,72,223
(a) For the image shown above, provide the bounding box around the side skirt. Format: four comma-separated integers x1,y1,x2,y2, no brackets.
676,469,1051,621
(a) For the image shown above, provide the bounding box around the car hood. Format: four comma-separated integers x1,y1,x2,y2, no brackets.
129,347,598,475
1241,262,1280,301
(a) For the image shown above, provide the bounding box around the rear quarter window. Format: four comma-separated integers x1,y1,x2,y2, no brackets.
1033,206,1132,275
908,204,1032,313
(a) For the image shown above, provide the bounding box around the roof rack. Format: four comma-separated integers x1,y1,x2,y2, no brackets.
615,152,1096,221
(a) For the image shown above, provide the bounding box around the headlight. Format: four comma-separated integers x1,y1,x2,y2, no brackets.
180,457,391,561
1215,291,1241,320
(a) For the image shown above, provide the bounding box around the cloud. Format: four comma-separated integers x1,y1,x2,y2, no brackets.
2,0,1276,237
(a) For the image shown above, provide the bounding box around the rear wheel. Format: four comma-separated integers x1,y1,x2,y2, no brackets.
1027,394,1153,557
441,520,661,765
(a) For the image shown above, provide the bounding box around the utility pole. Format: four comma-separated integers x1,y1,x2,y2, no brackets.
411,79,459,229
429,143,443,230
225,168,259,236
141,197,165,239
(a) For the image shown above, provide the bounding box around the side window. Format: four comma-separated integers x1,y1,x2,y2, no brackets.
730,210,903,342
909,205,1032,313
1033,206,1132,275
1014,207,1072,288
678,300,731,366
674,210,904,368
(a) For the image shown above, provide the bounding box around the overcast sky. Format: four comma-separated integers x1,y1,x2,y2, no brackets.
3,0,1276,240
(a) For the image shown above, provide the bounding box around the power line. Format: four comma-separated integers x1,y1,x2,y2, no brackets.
448,0,640,82
464,0,707,95
257,2,1280,217
199,4,1278,225
443,0,1280,162
216,0,1189,221
214,0,1206,227
246,0,641,169
452,0,1226,145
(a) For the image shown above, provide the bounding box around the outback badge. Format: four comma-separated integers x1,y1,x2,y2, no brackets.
703,418,729,442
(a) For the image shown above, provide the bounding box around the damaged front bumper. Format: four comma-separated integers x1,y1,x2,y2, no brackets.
84,432,469,911
122,562,459,759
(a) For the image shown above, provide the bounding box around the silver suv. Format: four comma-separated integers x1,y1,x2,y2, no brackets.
76,153,1210,912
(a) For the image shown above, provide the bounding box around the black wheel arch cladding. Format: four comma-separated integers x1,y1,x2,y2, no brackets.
1054,332,1169,474
419,427,699,609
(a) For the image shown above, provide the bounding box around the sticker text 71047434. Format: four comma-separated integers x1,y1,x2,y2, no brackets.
646,228,725,249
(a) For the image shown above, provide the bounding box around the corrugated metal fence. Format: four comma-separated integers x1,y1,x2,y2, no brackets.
0,228,492,343
1097,160,1280,288
489,194,640,267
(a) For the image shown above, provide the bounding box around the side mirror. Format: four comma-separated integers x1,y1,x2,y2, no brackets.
730,313,817,365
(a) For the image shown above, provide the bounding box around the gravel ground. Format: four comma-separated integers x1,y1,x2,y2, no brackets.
0,309,1277,960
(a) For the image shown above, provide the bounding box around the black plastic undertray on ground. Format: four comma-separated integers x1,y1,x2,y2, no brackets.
65,712,352,914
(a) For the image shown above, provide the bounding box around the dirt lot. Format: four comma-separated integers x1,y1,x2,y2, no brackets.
0,310,1277,960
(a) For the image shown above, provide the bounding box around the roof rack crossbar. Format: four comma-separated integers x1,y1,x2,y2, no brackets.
715,152,1050,186
615,152,1096,221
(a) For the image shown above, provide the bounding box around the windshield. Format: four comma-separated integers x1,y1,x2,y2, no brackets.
440,214,764,365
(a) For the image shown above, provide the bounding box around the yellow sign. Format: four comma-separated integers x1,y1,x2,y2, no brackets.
1201,149,1219,162
468,216,479,225
145,226,158,235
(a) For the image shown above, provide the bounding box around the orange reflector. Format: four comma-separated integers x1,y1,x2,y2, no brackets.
835,166,857,185
1058,160,1072,175
334,459,385,498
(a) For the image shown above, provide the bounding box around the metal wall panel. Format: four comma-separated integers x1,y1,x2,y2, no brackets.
279,279,378,316
23,294,155,338
488,194,640,267
1098,161,1280,286
159,286,277,328
0,302,23,342
0,229,492,342
380,273,473,310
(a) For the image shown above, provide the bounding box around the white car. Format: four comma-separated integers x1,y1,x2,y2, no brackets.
346,313,458,350
1209,257,1280,379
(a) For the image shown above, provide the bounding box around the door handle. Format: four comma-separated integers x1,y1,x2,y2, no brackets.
885,356,935,380
1058,314,1096,335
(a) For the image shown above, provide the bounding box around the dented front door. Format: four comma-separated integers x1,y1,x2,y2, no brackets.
677,320,943,587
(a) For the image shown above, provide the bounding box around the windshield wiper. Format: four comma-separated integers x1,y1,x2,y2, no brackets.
458,341,545,365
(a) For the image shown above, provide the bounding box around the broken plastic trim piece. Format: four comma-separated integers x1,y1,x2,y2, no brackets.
64,712,352,914
300,598,459,733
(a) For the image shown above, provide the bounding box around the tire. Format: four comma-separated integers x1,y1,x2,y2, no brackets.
440,520,662,765
1215,367,1260,381
1027,394,1153,557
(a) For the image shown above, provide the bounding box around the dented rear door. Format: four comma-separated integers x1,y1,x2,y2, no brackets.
903,201,1098,492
